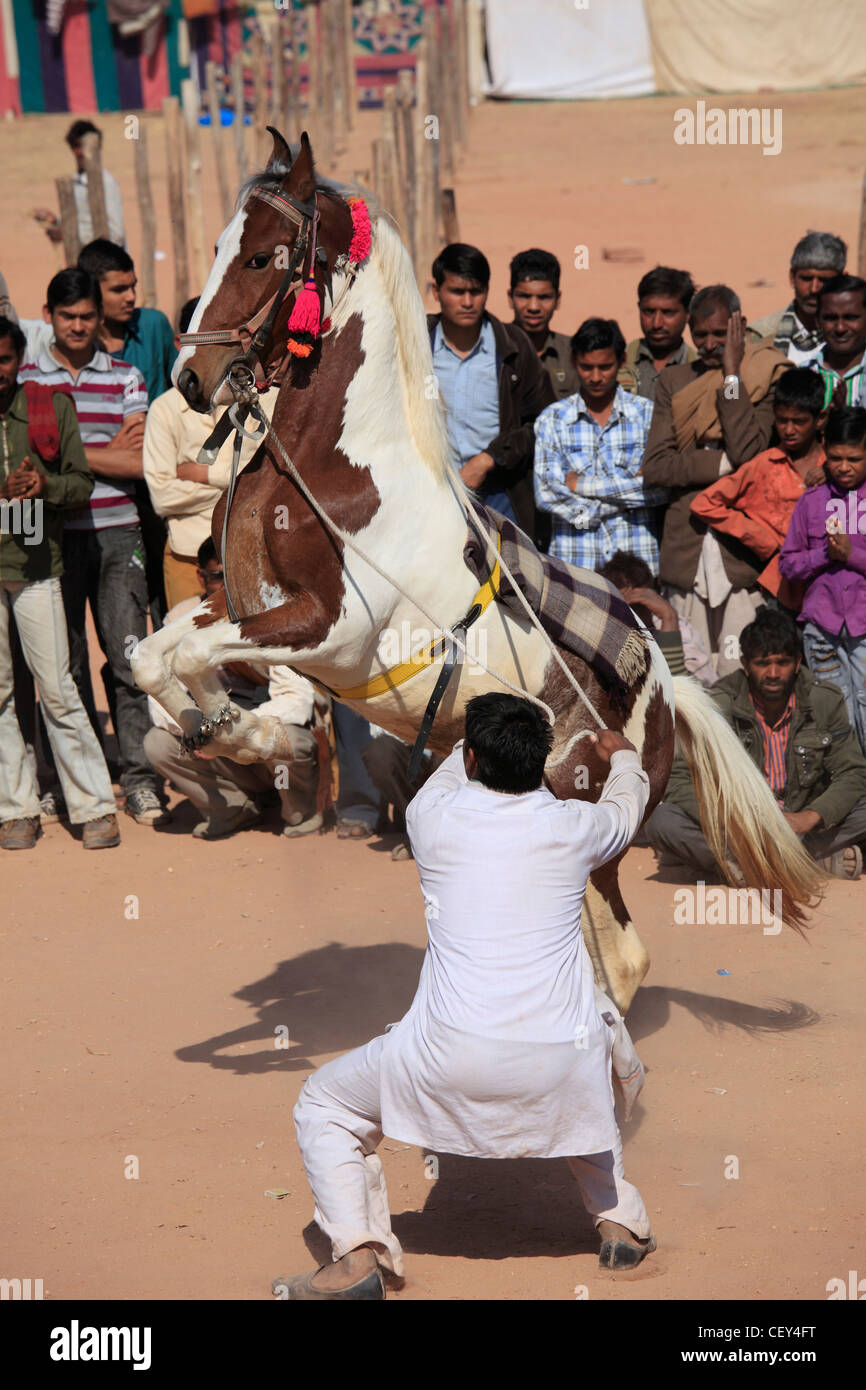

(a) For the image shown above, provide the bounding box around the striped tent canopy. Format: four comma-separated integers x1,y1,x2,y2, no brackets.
0,0,441,116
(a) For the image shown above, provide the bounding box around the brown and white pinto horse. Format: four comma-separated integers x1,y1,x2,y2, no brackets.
132,131,822,1012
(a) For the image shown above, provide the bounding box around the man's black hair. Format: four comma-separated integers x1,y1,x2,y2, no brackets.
46,267,101,315
432,243,491,289
816,274,866,311
773,367,826,418
739,608,801,663
509,248,561,293
0,315,26,358
197,535,218,569
689,284,741,322
464,692,553,794
66,119,101,148
597,551,654,591
636,266,695,309
824,406,866,451
570,317,626,360
178,297,200,335
78,239,134,282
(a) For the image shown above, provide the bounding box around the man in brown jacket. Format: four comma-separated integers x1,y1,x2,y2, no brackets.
641,284,789,674
428,243,555,549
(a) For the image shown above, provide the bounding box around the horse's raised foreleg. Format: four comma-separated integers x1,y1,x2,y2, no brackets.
170,596,329,761
131,602,216,734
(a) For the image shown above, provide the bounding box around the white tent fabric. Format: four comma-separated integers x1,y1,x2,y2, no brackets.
482,0,655,101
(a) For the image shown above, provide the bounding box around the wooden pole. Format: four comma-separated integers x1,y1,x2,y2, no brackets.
859,171,866,277
287,5,301,140
318,2,335,170
396,69,416,273
330,0,347,156
269,13,286,136
230,52,247,187
423,11,441,250
206,62,233,225
431,4,454,182
381,85,406,237
132,120,157,308
414,46,433,291
181,78,209,292
55,177,81,265
251,27,268,168
372,137,400,223
343,0,356,132
80,131,109,241
162,95,190,319
451,0,469,154
305,2,318,144
441,187,460,244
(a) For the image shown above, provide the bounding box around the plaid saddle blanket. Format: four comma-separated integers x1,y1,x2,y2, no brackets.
463,504,650,698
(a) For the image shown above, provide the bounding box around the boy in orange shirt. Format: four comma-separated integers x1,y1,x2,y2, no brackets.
690,368,826,612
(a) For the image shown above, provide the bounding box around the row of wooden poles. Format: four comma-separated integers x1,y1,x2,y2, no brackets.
53,0,476,322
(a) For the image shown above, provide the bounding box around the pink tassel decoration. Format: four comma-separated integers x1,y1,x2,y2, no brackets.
286,275,322,358
347,197,372,265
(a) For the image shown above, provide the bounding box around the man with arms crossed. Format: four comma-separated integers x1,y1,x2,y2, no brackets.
280,693,654,1299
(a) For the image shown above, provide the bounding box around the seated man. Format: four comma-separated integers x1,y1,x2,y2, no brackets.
645,609,866,880
618,265,697,402
641,284,790,676
597,551,715,686
750,230,847,364
534,317,668,571
361,727,442,861
281,694,655,1300
143,539,320,839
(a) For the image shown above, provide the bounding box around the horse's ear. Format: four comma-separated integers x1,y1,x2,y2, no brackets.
288,131,316,202
265,126,293,175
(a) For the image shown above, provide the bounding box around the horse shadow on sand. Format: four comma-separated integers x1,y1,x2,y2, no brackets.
177,944,820,1264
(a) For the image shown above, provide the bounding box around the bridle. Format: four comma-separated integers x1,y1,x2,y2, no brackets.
177,186,327,395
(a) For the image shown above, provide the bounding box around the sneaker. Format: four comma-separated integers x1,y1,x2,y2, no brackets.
82,813,121,850
125,786,172,826
39,789,66,824
0,817,41,850
192,802,261,840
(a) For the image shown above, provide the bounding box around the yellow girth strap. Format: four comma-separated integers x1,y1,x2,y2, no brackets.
333,533,501,701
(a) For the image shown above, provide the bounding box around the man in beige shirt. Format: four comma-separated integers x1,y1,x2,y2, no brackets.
142,297,279,608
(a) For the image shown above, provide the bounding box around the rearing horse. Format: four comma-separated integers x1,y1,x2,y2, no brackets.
132,130,821,1013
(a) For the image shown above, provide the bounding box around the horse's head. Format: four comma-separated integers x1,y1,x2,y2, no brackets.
174,129,355,412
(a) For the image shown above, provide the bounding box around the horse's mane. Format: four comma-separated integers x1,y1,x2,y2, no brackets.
236,158,453,484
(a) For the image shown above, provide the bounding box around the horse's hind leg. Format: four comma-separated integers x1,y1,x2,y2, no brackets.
583,859,650,1015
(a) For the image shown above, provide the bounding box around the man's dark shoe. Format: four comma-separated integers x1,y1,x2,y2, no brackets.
125,786,172,827
82,814,121,850
271,1268,385,1300
0,817,41,850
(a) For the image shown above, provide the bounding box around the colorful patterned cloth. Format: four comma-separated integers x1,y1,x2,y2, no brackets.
463,502,650,700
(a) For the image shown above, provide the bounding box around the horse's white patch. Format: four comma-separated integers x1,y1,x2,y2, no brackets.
172,205,248,388
258,580,287,611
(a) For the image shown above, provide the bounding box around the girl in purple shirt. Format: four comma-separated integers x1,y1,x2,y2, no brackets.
779,406,866,753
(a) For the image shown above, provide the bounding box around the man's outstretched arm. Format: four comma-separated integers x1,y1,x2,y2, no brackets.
584,731,651,867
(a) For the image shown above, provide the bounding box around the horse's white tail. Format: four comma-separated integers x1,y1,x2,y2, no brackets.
672,676,825,931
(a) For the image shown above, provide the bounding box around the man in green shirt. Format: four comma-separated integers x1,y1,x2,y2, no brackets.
0,316,119,850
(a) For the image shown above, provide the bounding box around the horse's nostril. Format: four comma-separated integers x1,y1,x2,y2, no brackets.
178,367,201,405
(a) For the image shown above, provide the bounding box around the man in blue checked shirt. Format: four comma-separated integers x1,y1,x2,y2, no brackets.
533,318,668,572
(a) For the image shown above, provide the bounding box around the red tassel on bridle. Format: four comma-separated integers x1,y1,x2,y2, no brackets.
286,196,373,359
286,209,322,359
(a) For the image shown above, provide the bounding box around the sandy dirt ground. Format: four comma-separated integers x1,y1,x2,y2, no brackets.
1,87,865,1303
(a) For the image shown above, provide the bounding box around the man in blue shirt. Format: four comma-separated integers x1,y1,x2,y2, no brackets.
534,318,667,572
428,244,555,546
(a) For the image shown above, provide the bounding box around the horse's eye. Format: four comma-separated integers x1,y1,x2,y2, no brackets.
245,252,271,270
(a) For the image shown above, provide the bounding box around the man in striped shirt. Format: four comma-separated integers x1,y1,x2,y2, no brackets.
533,318,667,573
19,268,167,827
805,275,866,408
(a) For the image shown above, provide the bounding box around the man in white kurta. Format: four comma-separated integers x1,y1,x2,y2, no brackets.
285,695,654,1299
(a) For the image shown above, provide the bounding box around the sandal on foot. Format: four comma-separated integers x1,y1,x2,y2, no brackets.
336,819,374,840
271,1267,385,1300
819,844,862,880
